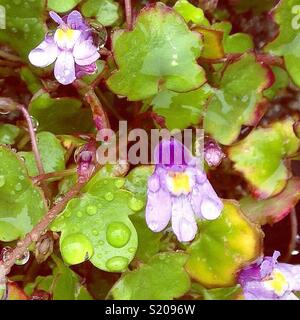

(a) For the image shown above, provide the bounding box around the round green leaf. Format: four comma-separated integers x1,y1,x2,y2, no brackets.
0,146,47,241
107,2,206,101
0,124,20,145
51,177,139,272
186,200,262,287
111,253,190,300
174,0,209,26
228,119,300,198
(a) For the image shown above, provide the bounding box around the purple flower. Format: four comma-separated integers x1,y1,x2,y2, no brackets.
238,251,300,300
29,11,100,85
146,139,223,242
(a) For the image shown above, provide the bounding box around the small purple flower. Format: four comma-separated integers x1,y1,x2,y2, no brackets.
29,11,100,85
238,251,300,300
146,139,223,242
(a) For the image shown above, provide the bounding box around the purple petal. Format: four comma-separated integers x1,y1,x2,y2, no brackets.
260,251,280,278
73,39,98,61
242,281,279,300
238,264,263,286
49,11,65,25
148,173,160,193
28,37,58,68
67,10,87,30
154,139,194,169
54,51,76,85
75,63,97,78
146,189,172,232
171,196,198,242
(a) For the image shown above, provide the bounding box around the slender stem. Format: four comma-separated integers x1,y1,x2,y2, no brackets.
18,105,45,176
32,168,77,184
284,209,298,262
124,0,132,30
0,182,85,277
73,80,110,130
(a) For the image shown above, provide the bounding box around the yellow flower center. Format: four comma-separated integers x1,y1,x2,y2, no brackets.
264,270,289,296
167,172,193,195
56,28,77,42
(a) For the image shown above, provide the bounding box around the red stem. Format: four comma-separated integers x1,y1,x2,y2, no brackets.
124,0,132,30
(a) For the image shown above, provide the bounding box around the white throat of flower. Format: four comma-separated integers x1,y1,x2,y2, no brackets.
166,170,195,196
263,269,289,296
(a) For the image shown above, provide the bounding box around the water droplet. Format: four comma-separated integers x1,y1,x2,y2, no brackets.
104,192,114,201
128,197,144,212
86,205,97,216
92,229,99,236
105,256,129,272
15,250,30,266
128,247,135,253
98,240,104,246
0,246,12,262
106,222,131,248
11,27,17,33
23,24,30,33
97,253,102,258
0,175,5,187
30,116,39,132
76,211,83,218
19,175,25,181
61,233,93,265
114,179,125,188
15,183,22,192
13,0,21,5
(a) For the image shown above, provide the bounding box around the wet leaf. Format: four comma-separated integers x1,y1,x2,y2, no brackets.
204,53,271,145
0,146,47,241
111,253,190,300
7,283,28,300
241,178,300,225
0,0,46,60
228,119,300,198
185,200,262,287
265,0,300,86
47,0,82,13
0,124,20,145
192,283,241,300
107,3,206,101
19,131,65,176
81,0,121,27
29,92,93,135
174,0,209,26
51,176,139,272
151,84,212,130
264,66,289,100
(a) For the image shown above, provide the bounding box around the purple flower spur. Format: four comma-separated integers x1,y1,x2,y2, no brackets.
29,10,100,85
145,139,223,242
238,251,300,300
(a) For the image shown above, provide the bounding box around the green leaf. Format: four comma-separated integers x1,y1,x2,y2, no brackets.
24,255,93,300
185,200,262,287
264,66,289,100
151,84,212,130
228,119,300,198
214,22,253,54
20,67,43,94
0,0,46,60
81,0,121,27
111,253,190,300
204,53,271,145
174,0,209,26
240,178,300,225
47,0,82,13
192,283,241,300
0,124,20,145
265,0,300,86
51,176,139,272
18,131,65,176
107,3,206,101
29,92,93,135
0,146,47,241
